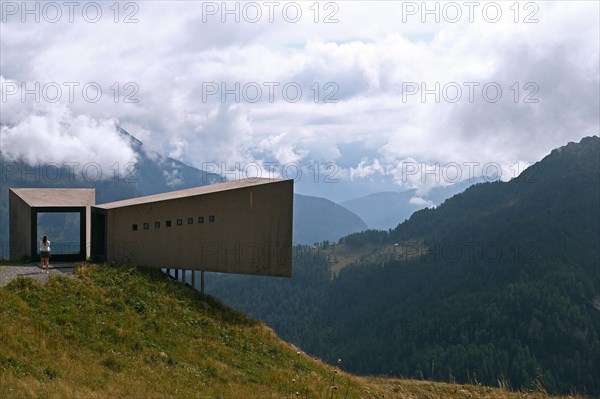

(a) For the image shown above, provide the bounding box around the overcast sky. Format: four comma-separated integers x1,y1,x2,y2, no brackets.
1,1,598,201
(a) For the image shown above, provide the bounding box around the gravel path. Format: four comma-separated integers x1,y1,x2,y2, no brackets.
0,263,77,287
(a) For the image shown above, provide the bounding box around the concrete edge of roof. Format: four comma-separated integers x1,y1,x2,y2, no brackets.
9,188,96,207
95,178,293,210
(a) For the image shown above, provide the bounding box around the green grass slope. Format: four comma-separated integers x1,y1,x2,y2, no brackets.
0,264,586,399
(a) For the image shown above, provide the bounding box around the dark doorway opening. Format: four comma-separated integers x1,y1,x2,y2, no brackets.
91,207,107,262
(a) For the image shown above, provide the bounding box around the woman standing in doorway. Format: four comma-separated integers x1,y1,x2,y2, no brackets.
40,235,51,273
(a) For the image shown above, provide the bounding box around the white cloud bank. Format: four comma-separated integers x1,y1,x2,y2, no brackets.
1,1,598,196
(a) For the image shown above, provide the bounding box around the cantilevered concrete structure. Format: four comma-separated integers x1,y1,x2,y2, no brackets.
93,178,293,277
9,179,293,277
9,188,95,261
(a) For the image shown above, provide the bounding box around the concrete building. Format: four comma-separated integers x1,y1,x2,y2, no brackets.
10,179,293,277
8,188,95,262
93,178,293,277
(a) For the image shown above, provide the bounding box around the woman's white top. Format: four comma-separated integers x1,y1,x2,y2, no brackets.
40,240,51,252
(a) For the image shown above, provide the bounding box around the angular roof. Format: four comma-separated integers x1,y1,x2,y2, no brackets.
96,178,290,209
9,188,95,207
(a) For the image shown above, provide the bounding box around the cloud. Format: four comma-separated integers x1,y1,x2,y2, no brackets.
1,1,598,198
0,103,138,179
409,196,435,207
349,159,386,180
163,164,183,188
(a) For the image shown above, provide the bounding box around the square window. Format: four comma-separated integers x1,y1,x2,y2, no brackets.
177,219,183,226
132,224,138,231
143,223,149,230
187,218,193,224
198,216,205,224
209,215,215,223
155,221,160,229
166,220,172,227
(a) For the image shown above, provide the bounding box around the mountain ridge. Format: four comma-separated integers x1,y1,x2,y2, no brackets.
294,193,368,244
341,176,488,230
205,135,600,396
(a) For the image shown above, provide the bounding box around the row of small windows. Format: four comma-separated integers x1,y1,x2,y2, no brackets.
132,215,215,231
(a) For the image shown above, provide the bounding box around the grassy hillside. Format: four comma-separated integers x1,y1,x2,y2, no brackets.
0,264,582,399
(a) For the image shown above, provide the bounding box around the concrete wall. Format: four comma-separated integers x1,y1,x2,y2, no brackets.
9,190,31,260
85,195,94,258
105,180,293,276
